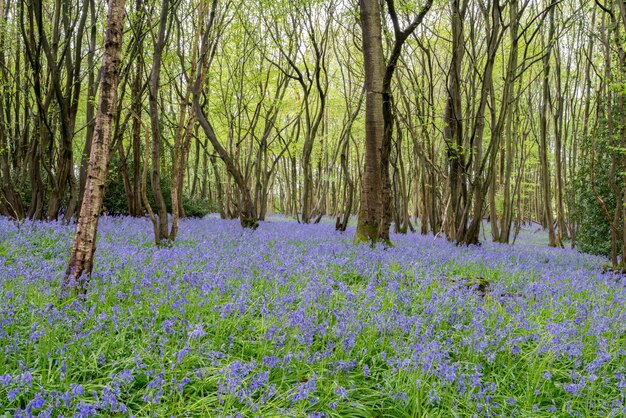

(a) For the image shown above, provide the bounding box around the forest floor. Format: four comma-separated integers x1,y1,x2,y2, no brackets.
0,215,625,417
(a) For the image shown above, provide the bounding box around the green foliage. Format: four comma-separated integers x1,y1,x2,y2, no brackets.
103,156,217,218
182,195,219,218
574,124,622,258
101,157,130,215
575,181,616,258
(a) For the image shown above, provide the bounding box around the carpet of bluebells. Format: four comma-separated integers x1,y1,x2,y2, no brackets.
1,215,625,417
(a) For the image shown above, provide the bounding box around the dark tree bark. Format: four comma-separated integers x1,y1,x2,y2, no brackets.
462,0,504,245
128,0,145,217
495,0,523,243
148,0,171,243
0,0,24,219
45,0,90,220
378,0,433,241
443,0,469,243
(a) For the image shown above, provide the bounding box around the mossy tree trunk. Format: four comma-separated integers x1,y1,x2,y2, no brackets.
356,0,432,244
355,0,385,243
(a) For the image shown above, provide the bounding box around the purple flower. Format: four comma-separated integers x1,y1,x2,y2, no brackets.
74,402,98,417
188,323,206,340
0,374,11,387
114,369,134,384
30,392,45,409
1,215,624,415
8,388,18,401
175,346,191,364
21,372,32,387
263,356,281,369
565,378,586,395
334,385,348,398
71,384,85,397
292,375,317,402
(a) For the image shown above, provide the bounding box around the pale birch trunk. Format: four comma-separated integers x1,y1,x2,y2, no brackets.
63,0,126,292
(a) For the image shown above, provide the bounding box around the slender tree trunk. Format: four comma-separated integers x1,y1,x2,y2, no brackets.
148,0,171,243
443,0,468,242
539,0,558,247
129,0,144,217
78,0,98,218
553,40,567,244
193,0,257,228
0,0,24,219
378,0,432,241
63,0,125,292
209,153,225,218
356,0,431,243
461,0,502,246
337,133,354,231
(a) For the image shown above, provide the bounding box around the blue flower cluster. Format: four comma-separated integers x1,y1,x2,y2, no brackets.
0,215,624,416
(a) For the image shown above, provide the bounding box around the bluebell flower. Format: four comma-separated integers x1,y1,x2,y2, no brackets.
0,374,11,387
21,372,32,387
188,323,206,340
30,392,45,409
71,384,85,397
334,385,348,398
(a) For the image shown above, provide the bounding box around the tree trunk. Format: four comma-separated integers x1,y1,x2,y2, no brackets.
355,0,385,243
356,0,432,243
539,0,558,247
63,0,125,292
148,0,171,243
193,0,257,229
0,0,24,219
128,0,144,217
78,0,99,218
443,0,468,243
553,39,567,244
